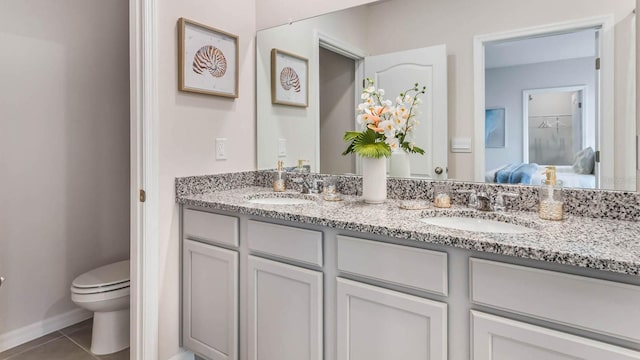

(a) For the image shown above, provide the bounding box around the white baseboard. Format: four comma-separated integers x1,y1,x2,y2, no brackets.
169,349,195,360
0,308,92,353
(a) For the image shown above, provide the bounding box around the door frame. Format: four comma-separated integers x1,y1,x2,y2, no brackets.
313,31,366,174
473,15,615,184
522,85,589,162
130,0,159,359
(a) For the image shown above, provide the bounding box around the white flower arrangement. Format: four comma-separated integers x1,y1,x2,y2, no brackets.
343,78,426,158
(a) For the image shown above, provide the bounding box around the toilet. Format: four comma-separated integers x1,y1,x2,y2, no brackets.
71,260,130,355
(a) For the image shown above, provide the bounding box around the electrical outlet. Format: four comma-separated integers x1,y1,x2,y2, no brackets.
215,138,227,160
278,138,287,157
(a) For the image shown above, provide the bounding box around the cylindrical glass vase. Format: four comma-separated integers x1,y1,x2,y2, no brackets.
389,150,410,178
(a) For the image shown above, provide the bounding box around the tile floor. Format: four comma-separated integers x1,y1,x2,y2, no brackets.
0,319,129,360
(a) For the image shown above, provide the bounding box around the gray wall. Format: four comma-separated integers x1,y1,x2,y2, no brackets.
484,57,595,171
0,0,130,338
319,48,356,174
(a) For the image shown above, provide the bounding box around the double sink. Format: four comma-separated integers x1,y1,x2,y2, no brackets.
244,193,538,234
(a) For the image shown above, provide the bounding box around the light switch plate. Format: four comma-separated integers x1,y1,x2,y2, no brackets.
215,138,227,160
451,137,472,153
278,138,287,157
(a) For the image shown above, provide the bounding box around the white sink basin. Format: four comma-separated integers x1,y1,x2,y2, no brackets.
246,193,316,205
420,216,537,234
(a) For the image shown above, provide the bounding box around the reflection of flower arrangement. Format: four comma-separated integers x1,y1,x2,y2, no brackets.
342,78,426,158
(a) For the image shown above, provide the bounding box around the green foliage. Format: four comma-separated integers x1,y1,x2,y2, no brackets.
342,129,391,159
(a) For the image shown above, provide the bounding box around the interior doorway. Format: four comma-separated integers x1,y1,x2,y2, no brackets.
474,16,615,189
318,48,357,174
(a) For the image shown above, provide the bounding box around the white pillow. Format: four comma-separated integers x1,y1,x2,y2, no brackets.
573,147,595,174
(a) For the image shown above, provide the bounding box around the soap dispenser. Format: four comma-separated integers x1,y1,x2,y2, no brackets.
539,166,563,220
293,159,310,173
273,160,286,192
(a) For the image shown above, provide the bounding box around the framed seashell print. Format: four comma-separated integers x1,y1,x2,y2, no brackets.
271,49,308,107
178,18,238,98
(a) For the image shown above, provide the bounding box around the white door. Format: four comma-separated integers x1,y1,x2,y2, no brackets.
248,256,323,360
472,311,640,360
365,45,448,179
336,278,447,360
183,240,238,360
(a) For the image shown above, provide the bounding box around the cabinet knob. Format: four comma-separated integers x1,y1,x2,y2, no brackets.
434,167,443,175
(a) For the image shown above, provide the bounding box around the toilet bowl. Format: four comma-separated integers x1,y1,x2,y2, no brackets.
71,260,130,355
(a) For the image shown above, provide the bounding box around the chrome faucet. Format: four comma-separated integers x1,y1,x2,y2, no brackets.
458,189,518,211
493,192,519,211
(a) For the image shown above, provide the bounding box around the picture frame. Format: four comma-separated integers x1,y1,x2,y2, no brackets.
271,48,308,107
485,107,506,148
178,18,238,98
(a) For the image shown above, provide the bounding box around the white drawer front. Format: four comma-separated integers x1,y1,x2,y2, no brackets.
470,258,640,342
472,311,640,360
183,209,239,247
337,235,448,296
248,220,323,266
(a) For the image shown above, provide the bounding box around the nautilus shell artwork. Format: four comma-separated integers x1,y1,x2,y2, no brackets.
192,45,227,78
280,67,301,92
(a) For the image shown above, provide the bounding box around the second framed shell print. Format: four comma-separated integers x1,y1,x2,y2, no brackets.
271,49,308,107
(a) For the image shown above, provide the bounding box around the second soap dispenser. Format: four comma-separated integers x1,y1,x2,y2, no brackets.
538,166,563,220
273,160,286,192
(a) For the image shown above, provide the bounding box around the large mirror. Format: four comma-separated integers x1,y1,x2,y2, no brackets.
256,0,637,191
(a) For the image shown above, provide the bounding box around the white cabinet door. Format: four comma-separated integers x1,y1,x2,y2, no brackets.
183,239,238,360
337,278,447,360
471,311,640,360
248,256,323,360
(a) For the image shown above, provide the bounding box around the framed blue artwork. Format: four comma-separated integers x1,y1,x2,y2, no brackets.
485,108,506,148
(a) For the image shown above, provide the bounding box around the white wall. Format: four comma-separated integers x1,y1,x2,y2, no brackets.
484,57,595,170
256,6,369,172
366,0,635,182
256,0,381,30
156,0,256,358
0,0,130,342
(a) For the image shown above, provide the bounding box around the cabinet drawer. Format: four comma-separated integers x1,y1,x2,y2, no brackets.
183,209,239,247
248,220,323,266
337,235,448,296
472,311,640,360
470,258,640,342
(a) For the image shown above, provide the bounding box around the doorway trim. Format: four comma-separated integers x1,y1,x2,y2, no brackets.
473,15,614,183
313,31,366,173
130,0,159,359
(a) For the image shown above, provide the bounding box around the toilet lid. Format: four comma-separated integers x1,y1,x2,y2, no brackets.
71,281,130,294
72,260,130,289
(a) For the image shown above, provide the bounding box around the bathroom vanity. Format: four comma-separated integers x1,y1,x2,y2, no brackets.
176,173,640,360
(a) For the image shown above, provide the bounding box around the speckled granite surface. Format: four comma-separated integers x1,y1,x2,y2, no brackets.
177,171,640,221
176,173,640,276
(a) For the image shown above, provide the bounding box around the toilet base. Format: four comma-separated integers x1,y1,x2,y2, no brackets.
91,309,130,355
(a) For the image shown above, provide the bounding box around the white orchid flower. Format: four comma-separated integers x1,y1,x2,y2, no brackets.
393,115,406,128
378,89,385,96
378,119,394,133
385,137,400,151
356,114,368,127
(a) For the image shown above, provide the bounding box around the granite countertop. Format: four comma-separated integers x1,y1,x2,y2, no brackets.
177,186,640,276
